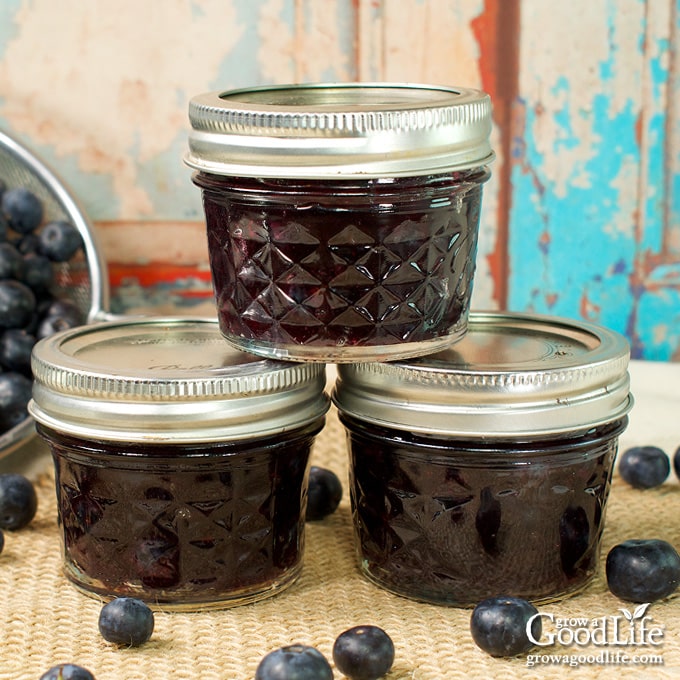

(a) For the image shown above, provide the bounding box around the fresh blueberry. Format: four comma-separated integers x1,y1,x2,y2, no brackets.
0,472,38,530
39,663,96,680
0,328,36,376
0,212,8,242
13,232,41,255
37,312,80,340
98,597,154,646
0,242,24,279
618,446,670,489
0,279,36,330
255,644,333,680
332,625,395,680
606,539,680,603
673,446,680,481
2,187,43,234
38,220,82,262
470,596,541,657
43,298,83,327
21,252,54,292
0,372,33,433
0,529,5,554
306,466,343,521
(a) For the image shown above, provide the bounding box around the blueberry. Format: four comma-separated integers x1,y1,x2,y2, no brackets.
332,625,395,680
98,597,154,646
0,328,36,376
0,279,36,330
306,466,343,521
255,644,333,680
606,539,680,603
673,446,680,480
2,187,43,234
0,372,33,433
0,529,4,554
44,298,83,326
618,446,670,489
470,596,541,657
0,242,24,279
13,232,41,255
37,312,80,340
0,472,37,530
39,663,96,680
21,252,54,292
39,220,82,262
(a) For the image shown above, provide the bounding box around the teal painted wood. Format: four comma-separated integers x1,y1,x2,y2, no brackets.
509,0,680,360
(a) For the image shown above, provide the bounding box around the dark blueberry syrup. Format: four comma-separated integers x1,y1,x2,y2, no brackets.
40,420,323,608
341,414,627,606
194,171,489,356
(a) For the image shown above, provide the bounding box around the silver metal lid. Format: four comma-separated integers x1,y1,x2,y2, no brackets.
29,318,329,443
332,312,633,437
185,82,494,179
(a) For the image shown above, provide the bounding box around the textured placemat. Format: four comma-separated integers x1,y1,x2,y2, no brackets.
1,405,679,680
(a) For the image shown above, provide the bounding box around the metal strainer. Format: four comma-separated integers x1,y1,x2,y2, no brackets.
0,128,109,457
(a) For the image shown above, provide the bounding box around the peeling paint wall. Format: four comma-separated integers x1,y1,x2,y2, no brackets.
0,0,678,359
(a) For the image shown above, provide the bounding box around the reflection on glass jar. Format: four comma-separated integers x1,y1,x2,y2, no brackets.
194,172,488,361
43,421,323,609
333,312,633,606
29,317,329,610
186,83,494,362
342,415,625,606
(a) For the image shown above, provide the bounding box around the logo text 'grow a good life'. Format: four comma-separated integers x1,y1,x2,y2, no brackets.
524,604,665,669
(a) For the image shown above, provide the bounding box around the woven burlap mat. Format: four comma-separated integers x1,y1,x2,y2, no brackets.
1,405,679,680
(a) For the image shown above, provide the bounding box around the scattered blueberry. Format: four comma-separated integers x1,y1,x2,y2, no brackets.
332,625,395,680
39,220,83,262
255,644,333,680
618,446,670,489
39,663,96,680
0,372,33,432
606,539,680,603
470,596,541,657
673,446,680,481
0,472,37,530
0,529,4,554
2,187,43,234
0,279,36,330
306,466,343,521
98,597,154,646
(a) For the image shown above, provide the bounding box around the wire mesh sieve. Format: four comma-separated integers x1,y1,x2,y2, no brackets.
0,128,109,456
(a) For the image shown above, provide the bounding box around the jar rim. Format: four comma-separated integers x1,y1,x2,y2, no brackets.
332,311,633,437
29,317,329,442
185,82,494,179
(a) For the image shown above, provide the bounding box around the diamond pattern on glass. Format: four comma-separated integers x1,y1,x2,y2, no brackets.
206,182,482,349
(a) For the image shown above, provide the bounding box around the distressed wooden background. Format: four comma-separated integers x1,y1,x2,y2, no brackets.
0,0,678,360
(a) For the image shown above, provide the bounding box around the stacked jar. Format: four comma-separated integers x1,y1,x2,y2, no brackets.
182,82,635,606
182,83,632,606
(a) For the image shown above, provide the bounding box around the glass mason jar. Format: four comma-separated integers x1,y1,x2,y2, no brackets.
185,83,494,363
332,312,634,606
29,318,329,610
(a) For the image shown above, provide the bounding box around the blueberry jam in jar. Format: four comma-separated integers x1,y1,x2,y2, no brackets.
29,318,329,610
185,83,494,362
333,312,633,606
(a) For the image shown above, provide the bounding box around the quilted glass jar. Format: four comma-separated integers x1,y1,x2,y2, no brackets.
185,82,494,362
29,318,329,610
333,312,633,606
